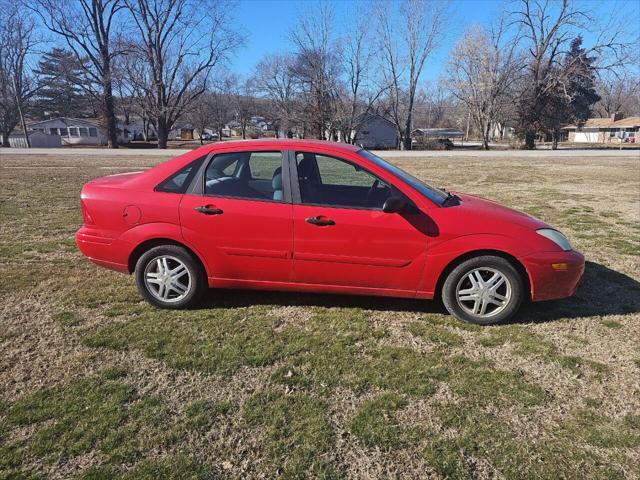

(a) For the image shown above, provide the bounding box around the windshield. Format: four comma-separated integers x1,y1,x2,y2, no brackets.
357,149,449,206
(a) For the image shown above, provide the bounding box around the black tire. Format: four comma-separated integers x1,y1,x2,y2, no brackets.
441,255,524,325
135,244,206,309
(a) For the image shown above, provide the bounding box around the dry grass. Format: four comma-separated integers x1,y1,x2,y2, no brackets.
1,151,639,479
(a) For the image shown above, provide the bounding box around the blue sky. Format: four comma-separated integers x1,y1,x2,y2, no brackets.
230,0,639,82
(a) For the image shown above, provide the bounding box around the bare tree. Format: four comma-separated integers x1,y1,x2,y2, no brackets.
289,4,342,140
376,0,448,149
512,0,632,148
445,22,524,149
253,53,297,138
594,74,640,118
30,0,125,148
124,0,242,148
233,77,257,140
336,14,387,144
0,6,39,147
187,94,215,145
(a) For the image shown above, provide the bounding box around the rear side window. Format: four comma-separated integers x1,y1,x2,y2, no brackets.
156,157,205,194
204,151,284,201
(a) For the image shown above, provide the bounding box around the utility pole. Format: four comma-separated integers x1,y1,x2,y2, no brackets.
465,111,471,142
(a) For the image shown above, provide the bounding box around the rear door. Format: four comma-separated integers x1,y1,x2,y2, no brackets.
179,149,294,284
290,151,429,294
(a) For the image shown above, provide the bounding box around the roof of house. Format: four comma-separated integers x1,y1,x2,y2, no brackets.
28,117,102,128
563,116,640,129
413,128,465,137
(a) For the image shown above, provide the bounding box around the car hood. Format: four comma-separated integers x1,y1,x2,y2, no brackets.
453,193,549,230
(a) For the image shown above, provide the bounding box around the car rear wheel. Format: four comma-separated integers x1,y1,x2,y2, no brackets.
442,255,524,325
135,245,206,309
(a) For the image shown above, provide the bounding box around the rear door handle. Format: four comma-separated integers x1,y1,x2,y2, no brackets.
305,216,335,226
195,205,223,215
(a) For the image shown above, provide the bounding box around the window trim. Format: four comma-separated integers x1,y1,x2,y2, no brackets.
289,150,396,211
190,149,291,204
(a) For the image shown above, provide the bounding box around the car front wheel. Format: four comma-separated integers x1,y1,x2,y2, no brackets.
442,255,524,325
135,245,206,309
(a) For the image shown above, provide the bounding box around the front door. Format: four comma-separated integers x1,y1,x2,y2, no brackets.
291,151,429,294
179,150,293,284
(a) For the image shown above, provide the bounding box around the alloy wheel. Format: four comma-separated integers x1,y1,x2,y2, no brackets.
143,255,192,303
455,267,512,318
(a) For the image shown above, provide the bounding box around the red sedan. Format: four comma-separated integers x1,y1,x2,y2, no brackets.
76,140,584,325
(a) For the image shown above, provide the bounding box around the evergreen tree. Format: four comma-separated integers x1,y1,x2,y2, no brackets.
564,36,600,124
33,48,94,118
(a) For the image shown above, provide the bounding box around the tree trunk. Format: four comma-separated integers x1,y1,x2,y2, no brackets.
403,114,413,151
482,122,490,150
157,120,169,149
524,131,536,149
1,129,10,147
552,129,559,150
101,59,119,149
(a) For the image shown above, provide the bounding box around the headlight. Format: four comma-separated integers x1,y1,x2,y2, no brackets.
536,229,572,251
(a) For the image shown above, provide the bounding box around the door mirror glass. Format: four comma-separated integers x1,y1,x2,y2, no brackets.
382,196,406,214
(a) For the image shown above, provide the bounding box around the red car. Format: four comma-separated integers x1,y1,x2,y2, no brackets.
76,139,584,324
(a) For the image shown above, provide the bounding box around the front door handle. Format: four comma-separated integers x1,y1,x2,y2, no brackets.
195,205,223,215
305,216,335,226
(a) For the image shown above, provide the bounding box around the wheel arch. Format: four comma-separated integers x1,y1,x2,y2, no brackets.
433,249,532,302
128,237,208,276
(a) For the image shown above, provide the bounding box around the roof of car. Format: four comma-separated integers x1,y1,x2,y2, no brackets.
207,138,363,152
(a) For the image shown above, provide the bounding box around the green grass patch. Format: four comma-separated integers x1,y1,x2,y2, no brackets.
121,455,213,480
0,373,228,473
52,310,82,327
600,319,624,329
243,391,338,479
407,321,464,346
424,404,624,479
185,399,234,432
83,306,290,375
478,325,609,377
558,410,640,448
348,393,416,450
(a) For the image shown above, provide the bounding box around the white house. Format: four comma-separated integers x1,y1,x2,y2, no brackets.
352,113,398,149
563,113,640,144
28,117,106,145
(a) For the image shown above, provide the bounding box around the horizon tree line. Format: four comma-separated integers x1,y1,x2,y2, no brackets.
0,0,638,150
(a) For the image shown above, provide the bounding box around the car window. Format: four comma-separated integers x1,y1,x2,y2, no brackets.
315,154,375,187
248,152,283,180
205,151,284,201
156,157,205,194
296,152,391,209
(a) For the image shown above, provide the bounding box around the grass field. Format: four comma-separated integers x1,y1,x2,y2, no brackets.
1,150,639,479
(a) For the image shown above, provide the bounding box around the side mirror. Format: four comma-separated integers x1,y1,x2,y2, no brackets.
382,196,406,214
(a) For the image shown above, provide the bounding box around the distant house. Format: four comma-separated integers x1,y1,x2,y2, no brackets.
28,117,106,145
490,122,516,140
27,116,154,145
352,113,398,149
563,113,640,144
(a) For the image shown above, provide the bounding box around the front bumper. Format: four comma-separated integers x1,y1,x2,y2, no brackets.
520,250,585,301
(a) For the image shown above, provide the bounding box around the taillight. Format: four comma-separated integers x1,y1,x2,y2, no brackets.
81,199,95,225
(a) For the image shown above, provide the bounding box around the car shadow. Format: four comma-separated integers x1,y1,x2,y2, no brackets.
199,261,640,323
